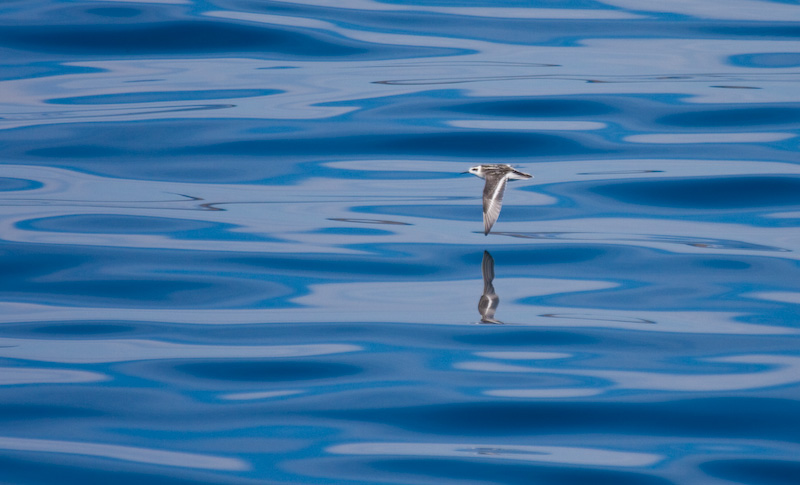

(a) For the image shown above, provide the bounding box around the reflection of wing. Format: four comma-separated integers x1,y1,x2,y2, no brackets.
479,251,502,324
481,250,495,291
482,172,508,235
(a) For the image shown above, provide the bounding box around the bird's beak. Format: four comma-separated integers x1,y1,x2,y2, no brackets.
460,171,470,174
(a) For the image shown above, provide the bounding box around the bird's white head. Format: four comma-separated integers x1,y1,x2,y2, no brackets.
466,165,485,178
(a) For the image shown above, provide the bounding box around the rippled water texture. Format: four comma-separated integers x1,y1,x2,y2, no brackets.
2,0,800,483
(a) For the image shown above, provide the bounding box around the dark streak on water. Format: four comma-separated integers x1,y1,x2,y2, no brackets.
1,0,799,484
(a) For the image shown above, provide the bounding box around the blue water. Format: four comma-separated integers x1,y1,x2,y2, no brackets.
2,1,800,483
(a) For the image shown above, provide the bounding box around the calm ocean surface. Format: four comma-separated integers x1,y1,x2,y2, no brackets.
2,1,800,483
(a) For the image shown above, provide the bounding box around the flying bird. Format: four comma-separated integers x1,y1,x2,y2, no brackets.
463,164,533,235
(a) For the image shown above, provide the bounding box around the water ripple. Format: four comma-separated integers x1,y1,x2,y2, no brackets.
0,338,360,364
329,442,663,467
0,367,108,385
2,0,800,483
461,354,800,394
0,436,248,471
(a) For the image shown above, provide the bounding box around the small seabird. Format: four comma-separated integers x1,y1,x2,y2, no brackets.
463,164,533,235
479,251,502,324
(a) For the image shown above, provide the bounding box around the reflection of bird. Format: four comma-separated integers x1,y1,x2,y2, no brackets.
463,164,533,235
479,251,502,324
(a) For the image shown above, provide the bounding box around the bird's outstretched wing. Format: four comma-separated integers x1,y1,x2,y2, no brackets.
509,167,533,179
482,172,508,235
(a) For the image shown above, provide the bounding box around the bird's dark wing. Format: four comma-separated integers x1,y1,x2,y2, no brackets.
509,167,532,179
482,172,508,235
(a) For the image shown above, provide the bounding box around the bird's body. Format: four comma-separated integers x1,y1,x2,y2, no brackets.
464,164,533,235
